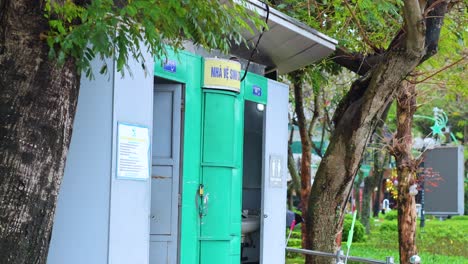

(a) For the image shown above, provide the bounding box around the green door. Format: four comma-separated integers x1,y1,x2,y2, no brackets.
199,90,243,264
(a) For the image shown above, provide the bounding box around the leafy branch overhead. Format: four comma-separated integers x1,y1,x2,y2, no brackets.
43,0,263,77
272,1,466,263
274,0,465,77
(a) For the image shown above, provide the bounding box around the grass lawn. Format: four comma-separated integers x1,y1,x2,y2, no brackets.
286,215,468,264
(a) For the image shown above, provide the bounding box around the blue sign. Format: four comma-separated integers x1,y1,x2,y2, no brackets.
163,60,177,73
253,85,262,96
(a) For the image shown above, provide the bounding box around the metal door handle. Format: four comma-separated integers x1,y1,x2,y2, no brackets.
197,184,208,218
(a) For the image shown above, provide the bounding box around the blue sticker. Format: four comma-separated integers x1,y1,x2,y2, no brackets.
163,60,176,73
253,85,262,96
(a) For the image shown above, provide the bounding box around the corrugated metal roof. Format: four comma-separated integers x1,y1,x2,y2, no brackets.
228,0,337,74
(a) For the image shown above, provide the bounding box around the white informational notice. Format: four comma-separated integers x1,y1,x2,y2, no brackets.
117,123,150,180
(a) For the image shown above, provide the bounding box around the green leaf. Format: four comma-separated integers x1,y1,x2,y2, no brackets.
43,0,260,76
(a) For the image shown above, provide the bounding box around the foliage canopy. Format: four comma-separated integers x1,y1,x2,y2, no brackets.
44,0,262,77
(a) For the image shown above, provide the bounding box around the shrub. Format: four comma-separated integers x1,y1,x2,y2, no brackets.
379,221,398,233
286,238,303,258
286,237,302,248
449,215,468,221
383,210,398,221
343,214,366,242
286,228,302,240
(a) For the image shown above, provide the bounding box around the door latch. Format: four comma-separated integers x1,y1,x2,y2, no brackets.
197,184,208,218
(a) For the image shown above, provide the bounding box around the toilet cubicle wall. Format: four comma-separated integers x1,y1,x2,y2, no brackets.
154,50,204,264
48,52,154,264
48,48,288,264
260,79,288,264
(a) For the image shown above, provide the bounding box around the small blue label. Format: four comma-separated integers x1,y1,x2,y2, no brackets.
163,60,176,73
253,85,262,96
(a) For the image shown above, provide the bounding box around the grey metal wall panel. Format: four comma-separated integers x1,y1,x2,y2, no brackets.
153,91,174,159
150,84,181,264
423,146,464,215
260,79,289,264
149,242,168,262
47,58,114,264
108,53,154,264
150,166,173,235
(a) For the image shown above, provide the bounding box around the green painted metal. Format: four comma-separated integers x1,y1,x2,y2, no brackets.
155,50,203,264
154,49,188,83
154,51,271,264
179,53,203,264
242,71,267,104
199,90,244,263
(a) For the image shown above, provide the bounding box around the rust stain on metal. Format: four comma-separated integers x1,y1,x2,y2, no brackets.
151,175,170,179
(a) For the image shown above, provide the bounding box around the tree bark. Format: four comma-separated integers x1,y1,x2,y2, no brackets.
0,1,80,263
288,123,301,209
372,151,389,218
362,147,387,230
393,82,418,264
307,48,424,264
304,1,451,262
331,0,451,77
361,172,373,234
306,43,426,264
291,70,313,250
354,172,363,219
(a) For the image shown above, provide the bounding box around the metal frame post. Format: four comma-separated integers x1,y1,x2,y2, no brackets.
336,249,344,264
420,162,426,228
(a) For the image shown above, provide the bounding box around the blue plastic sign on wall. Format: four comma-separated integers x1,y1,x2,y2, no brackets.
253,85,262,96
163,60,177,73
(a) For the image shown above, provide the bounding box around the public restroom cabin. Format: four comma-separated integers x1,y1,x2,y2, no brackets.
47,2,337,264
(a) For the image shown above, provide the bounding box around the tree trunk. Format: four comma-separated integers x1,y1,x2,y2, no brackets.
304,1,448,262
373,153,388,218
306,48,424,264
288,132,301,210
361,173,373,234
291,70,313,250
0,1,80,263
354,173,363,219
393,82,418,264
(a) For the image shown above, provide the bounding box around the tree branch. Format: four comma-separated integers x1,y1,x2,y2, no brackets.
332,72,372,125
307,90,320,139
423,0,447,16
331,46,383,76
402,0,426,54
318,122,327,157
329,0,454,128
332,0,454,75
287,113,301,201
412,55,467,84
288,113,296,145
287,145,301,193
421,0,449,63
